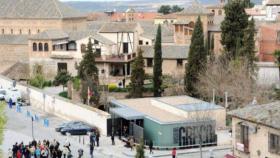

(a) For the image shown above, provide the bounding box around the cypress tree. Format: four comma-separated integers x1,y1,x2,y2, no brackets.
221,0,248,59
77,39,100,106
153,25,163,97
129,48,145,98
184,16,207,97
240,18,256,73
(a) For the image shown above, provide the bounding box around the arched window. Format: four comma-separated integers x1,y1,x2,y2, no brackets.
19,29,22,34
37,29,40,33
1,29,4,34
44,43,49,51
38,43,43,51
189,21,195,28
33,43,37,51
11,29,13,34
28,29,31,35
218,10,222,16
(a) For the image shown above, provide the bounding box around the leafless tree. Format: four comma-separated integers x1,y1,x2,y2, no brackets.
196,58,274,110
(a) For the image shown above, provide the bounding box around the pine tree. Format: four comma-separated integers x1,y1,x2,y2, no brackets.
153,25,163,97
240,18,256,73
135,140,145,158
77,39,100,106
221,0,248,59
129,48,145,98
184,16,207,97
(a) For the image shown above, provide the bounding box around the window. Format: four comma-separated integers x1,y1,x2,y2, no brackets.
33,43,37,51
11,29,13,34
19,29,22,34
57,63,67,72
147,58,153,67
145,42,149,45
44,43,49,51
175,25,179,32
189,21,195,28
177,59,183,67
94,39,99,45
184,29,188,36
81,44,86,53
241,125,249,152
28,29,31,35
218,10,222,16
1,29,4,34
269,133,280,154
38,43,43,51
139,40,143,45
123,42,129,54
37,29,40,33
95,48,101,57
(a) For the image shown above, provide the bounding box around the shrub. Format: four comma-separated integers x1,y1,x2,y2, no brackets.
108,84,117,92
29,75,46,89
72,77,81,91
59,91,69,99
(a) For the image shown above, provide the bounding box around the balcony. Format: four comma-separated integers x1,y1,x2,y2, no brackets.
95,53,136,63
50,51,76,59
236,141,249,153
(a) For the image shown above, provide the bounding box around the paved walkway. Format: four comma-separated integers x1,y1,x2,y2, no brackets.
0,103,232,158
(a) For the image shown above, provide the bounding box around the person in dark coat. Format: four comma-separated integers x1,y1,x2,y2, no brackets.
90,143,94,158
149,140,153,154
96,132,100,147
111,132,115,145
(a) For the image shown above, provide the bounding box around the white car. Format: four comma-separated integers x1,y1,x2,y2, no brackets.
0,89,6,100
5,88,21,103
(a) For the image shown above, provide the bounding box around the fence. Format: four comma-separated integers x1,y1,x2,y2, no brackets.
0,75,111,135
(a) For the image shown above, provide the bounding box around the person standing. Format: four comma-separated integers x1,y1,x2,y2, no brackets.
78,148,84,158
149,140,153,154
111,132,115,145
96,132,100,147
129,138,134,151
172,148,176,158
8,148,12,158
89,143,94,158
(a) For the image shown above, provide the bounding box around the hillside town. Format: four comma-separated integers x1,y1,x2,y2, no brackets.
0,0,279,158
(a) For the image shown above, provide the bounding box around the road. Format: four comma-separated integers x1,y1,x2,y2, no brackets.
0,102,232,158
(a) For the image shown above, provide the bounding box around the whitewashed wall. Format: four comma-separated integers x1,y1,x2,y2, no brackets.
257,62,280,86
0,75,110,135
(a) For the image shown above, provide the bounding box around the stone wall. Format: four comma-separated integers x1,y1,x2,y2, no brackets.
0,75,110,135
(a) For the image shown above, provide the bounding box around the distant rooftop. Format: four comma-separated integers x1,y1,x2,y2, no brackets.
140,45,189,59
0,0,85,19
99,22,138,33
228,101,280,130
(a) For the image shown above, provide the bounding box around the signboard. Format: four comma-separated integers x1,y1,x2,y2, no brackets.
236,143,244,152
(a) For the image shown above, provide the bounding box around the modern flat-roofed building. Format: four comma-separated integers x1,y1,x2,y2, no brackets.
109,95,226,148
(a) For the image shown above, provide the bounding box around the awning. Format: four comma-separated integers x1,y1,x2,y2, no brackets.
110,107,144,120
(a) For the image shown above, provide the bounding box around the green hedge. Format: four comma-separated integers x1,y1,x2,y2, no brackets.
59,91,70,99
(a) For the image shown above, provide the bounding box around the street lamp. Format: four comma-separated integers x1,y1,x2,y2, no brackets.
31,116,34,140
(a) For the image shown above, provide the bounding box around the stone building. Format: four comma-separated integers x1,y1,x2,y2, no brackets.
0,0,87,79
229,102,280,158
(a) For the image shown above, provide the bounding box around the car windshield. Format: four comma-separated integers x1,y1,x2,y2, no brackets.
0,90,5,94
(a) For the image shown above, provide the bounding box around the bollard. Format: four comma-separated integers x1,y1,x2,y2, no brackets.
79,136,81,143
83,136,84,145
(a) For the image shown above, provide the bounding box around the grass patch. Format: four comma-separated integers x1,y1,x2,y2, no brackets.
0,101,7,146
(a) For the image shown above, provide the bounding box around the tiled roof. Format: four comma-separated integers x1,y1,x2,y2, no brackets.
0,35,28,45
155,13,178,19
99,22,138,33
111,12,158,21
30,30,69,40
228,102,280,129
0,0,85,19
2,62,30,80
177,0,211,15
266,0,280,5
93,34,115,45
140,45,189,59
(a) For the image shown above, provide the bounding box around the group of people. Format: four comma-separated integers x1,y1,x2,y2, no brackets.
9,139,72,158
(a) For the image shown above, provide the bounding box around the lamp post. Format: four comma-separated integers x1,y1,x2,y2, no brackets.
31,116,34,140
